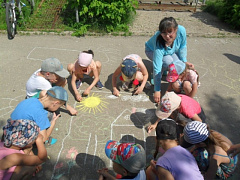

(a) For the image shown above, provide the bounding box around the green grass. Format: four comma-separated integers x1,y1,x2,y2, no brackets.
0,0,137,36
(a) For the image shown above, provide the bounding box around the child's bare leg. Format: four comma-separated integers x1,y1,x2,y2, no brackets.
182,81,192,96
11,165,37,180
135,71,143,82
172,81,181,93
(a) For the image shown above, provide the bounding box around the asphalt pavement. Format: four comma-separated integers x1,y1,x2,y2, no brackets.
0,34,240,179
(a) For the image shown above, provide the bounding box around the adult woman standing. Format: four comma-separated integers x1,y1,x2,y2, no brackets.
145,17,192,103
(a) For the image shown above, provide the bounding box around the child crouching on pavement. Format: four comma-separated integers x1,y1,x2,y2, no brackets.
98,140,146,180
0,119,47,180
166,60,200,98
67,50,104,102
112,54,150,97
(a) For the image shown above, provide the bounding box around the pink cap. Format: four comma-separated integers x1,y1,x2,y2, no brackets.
78,52,93,67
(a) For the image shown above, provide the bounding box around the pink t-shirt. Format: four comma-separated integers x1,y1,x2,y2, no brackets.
178,94,201,118
0,142,24,180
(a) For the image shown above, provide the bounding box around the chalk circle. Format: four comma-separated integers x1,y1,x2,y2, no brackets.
76,93,108,114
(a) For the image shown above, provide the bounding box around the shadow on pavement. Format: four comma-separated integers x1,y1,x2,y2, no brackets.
191,11,238,34
223,53,240,65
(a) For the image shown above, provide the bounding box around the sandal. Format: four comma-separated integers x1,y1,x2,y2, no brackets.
44,137,57,146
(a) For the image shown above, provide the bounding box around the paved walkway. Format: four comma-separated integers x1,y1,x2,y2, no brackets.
0,11,240,179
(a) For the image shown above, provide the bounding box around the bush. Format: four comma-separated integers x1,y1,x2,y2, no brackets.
62,0,138,36
203,0,240,30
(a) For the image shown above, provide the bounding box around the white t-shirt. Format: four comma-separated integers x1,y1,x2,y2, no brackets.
121,170,146,180
26,69,52,97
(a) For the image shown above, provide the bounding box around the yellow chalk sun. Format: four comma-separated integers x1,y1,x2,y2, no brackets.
76,93,108,114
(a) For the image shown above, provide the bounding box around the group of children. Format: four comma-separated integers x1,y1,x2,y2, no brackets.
1,17,239,180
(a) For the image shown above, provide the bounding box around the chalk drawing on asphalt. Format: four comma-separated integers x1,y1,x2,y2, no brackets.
76,93,109,114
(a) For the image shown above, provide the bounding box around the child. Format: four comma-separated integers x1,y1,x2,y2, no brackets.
10,86,68,144
97,140,146,180
26,57,77,115
147,91,206,133
166,60,200,98
0,119,47,180
67,50,104,102
181,121,238,179
146,119,203,180
112,54,150,97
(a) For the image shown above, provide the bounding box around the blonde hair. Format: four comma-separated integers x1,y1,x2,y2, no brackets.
204,127,229,152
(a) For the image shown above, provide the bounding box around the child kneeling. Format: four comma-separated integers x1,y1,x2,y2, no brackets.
98,140,146,180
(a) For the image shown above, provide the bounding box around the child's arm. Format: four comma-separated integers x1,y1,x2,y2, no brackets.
83,67,99,96
41,113,61,142
147,118,161,133
133,62,148,95
227,144,240,157
0,134,47,170
112,66,122,97
64,104,77,116
191,114,202,122
97,168,116,180
166,83,173,93
71,73,82,102
188,82,198,98
157,166,175,180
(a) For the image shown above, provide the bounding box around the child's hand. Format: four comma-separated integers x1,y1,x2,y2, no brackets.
52,113,61,123
186,62,194,69
133,86,143,95
76,93,82,102
147,124,157,133
154,91,161,104
68,106,78,116
113,88,120,97
83,88,91,97
227,144,240,157
150,160,157,174
97,168,113,179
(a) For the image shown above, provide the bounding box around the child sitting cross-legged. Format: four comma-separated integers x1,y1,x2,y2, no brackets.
166,60,200,98
97,140,146,180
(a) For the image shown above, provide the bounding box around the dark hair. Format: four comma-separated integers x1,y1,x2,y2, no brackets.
156,17,178,48
82,50,94,58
